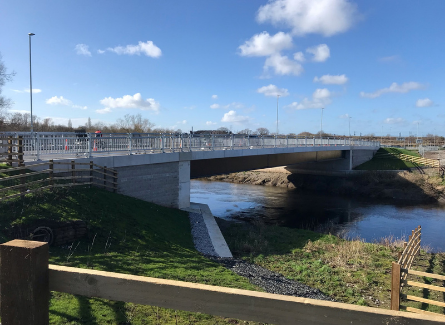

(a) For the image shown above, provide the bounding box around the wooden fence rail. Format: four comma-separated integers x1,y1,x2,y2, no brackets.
376,151,441,169
0,240,444,325
391,226,445,318
0,160,117,202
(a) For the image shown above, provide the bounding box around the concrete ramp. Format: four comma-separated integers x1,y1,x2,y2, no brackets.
184,203,233,258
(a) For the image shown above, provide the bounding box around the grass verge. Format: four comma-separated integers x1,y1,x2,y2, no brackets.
355,148,421,170
0,187,261,325
217,218,445,314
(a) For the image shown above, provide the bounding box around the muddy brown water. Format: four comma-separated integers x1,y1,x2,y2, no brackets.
191,180,445,252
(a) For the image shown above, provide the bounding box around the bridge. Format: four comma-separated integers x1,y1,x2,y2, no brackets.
1,132,379,209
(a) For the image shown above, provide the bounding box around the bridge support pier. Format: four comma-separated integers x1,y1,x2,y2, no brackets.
116,160,190,209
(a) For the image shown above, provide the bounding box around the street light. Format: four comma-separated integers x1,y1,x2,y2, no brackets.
320,107,324,140
348,116,352,137
28,32,35,133
276,95,280,135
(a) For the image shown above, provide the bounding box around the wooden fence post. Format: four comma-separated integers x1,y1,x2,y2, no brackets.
391,262,401,311
90,161,93,188
18,135,24,167
7,135,12,166
71,160,76,184
49,159,54,189
0,240,49,325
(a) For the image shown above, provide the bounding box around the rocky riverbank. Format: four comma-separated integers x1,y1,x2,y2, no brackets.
200,167,445,203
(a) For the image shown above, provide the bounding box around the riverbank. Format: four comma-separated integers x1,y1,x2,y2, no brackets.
201,167,445,203
217,218,445,314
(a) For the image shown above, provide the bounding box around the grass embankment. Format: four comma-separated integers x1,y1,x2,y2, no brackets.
218,219,445,315
0,186,260,325
355,147,421,170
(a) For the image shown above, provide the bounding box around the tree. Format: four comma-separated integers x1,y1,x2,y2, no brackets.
238,128,252,135
0,53,15,120
67,119,73,129
254,127,269,135
216,127,230,134
115,114,155,133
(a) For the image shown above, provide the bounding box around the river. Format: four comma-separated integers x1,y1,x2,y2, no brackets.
190,180,445,252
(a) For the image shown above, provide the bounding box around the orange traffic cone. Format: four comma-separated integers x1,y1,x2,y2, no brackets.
65,139,68,150
93,140,97,151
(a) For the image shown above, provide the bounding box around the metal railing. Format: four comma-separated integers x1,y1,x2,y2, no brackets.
0,132,380,160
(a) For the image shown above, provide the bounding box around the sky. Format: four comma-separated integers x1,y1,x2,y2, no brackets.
1,0,444,136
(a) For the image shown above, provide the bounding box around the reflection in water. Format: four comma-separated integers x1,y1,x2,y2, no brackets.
191,180,445,252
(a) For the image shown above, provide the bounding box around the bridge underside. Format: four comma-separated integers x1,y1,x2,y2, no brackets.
190,150,344,178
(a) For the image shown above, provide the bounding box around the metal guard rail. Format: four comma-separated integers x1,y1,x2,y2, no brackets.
0,132,380,160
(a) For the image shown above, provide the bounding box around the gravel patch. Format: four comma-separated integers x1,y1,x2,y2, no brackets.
188,211,333,301
188,212,217,257
213,257,335,301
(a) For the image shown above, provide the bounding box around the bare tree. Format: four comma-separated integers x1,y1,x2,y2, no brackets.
238,128,252,135
0,53,15,120
254,127,269,135
67,119,72,128
115,114,155,133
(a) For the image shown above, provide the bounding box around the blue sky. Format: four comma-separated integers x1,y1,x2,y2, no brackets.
1,0,444,136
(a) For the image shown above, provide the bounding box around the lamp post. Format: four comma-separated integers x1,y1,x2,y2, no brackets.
320,107,324,140
28,32,35,133
348,116,352,137
276,95,280,135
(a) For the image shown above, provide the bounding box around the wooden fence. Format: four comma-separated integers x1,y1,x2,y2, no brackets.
0,135,24,167
0,240,444,325
0,160,117,202
391,226,445,318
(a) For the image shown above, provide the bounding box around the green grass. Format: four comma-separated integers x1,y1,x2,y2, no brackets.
217,218,445,314
355,148,421,170
0,187,260,325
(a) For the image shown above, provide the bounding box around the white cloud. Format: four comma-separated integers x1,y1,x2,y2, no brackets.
212,95,218,99
306,44,330,62
416,98,434,108
46,96,88,110
384,117,405,124
178,120,187,124
206,121,217,126
257,84,289,97
256,0,359,37
314,74,348,85
72,105,88,110
8,109,30,114
46,96,72,106
75,44,91,57
360,82,425,98
339,113,350,119
379,55,399,62
293,51,305,62
105,41,162,58
238,31,293,57
184,105,196,110
264,53,303,76
286,88,332,110
97,49,105,54
211,102,245,110
12,88,42,93
100,93,160,112
221,110,250,123
96,107,112,114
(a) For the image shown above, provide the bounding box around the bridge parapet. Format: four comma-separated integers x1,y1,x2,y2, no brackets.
1,132,379,161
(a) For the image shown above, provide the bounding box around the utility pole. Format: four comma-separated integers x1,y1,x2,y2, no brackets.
320,107,324,140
